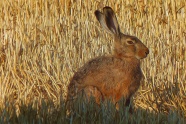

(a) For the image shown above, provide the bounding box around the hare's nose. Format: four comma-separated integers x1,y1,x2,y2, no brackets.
145,48,149,55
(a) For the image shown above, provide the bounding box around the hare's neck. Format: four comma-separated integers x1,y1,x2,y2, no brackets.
121,57,141,70
113,47,135,59
121,58,142,80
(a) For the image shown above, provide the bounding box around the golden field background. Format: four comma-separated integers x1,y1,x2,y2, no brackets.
0,0,185,116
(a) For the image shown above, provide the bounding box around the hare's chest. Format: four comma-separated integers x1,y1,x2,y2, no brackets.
114,65,142,88
127,67,143,95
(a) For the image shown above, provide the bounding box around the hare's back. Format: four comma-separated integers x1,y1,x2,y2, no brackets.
72,56,117,80
67,56,114,99
70,56,133,87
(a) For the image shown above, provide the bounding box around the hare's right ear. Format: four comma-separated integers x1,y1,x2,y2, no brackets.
95,6,120,37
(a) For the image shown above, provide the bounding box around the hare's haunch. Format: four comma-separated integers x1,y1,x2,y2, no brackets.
67,6,149,111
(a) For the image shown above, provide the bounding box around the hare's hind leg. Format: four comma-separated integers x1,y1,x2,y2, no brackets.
66,86,103,110
82,86,104,104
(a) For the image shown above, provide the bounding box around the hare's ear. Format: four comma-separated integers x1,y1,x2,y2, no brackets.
95,6,120,37
95,10,113,34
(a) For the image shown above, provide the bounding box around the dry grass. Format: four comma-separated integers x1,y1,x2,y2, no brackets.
0,0,185,118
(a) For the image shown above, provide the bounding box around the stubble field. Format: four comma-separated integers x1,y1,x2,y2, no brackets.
0,0,185,123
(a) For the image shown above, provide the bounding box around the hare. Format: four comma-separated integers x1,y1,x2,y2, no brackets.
67,6,149,111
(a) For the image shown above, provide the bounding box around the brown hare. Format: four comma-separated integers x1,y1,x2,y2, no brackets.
67,6,149,111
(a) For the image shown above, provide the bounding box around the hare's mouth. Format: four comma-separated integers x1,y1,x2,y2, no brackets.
136,53,149,59
136,48,149,59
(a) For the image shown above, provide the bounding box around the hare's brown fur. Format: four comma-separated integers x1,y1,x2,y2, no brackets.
67,6,149,110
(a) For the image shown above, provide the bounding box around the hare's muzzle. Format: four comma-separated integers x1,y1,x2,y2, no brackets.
145,48,149,56
136,47,149,59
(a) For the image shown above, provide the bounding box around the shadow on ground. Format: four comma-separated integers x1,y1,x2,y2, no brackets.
0,97,185,124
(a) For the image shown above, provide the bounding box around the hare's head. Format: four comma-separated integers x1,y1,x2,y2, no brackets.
95,7,149,59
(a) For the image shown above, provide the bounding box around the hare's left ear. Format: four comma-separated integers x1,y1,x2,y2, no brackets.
103,6,120,36
95,6,121,37
95,10,113,34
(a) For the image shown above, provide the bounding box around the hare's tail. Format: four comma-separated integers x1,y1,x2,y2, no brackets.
66,80,78,110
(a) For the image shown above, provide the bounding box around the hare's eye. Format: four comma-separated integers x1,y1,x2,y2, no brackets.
127,40,134,45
